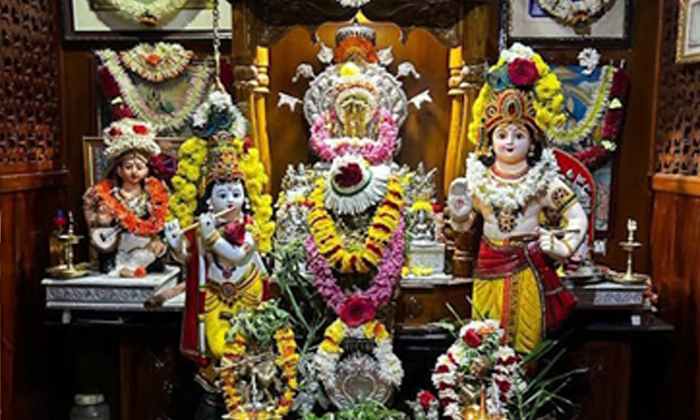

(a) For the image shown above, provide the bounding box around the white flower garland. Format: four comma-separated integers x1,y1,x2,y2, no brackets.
119,43,193,83
466,148,559,212
336,0,371,8
324,157,391,216
192,90,247,139
432,321,523,420
315,320,404,391
105,0,187,24
97,49,213,133
103,118,160,161
535,0,618,27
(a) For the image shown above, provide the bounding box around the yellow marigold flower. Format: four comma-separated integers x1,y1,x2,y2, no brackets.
181,183,197,201
327,320,345,341
320,339,340,354
411,200,433,213
171,175,186,191
363,321,378,339
288,378,298,390
532,54,550,77
535,73,561,101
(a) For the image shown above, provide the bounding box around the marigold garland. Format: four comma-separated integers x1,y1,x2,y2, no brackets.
93,177,168,236
307,176,404,274
219,326,299,420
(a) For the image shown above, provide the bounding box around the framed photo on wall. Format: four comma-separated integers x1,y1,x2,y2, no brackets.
62,0,232,41
677,0,700,63
504,0,631,47
83,137,184,188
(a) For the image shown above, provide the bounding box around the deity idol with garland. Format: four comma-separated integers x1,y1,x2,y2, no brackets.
275,22,440,409
83,119,169,278
447,44,589,354
164,91,297,420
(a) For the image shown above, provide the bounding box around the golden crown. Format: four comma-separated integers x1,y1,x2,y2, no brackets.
206,144,245,187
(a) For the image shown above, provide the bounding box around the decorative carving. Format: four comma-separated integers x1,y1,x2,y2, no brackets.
656,0,700,176
238,0,481,48
0,0,61,170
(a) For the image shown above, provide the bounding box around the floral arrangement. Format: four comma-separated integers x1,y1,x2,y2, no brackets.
102,119,161,162
96,49,213,132
167,134,274,253
406,390,439,420
192,90,247,140
307,215,405,322
219,326,299,420
469,43,566,152
315,319,404,390
90,177,168,237
104,0,187,26
432,320,523,420
307,176,404,274
335,0,372,9
410,199,434,214
325,156,392,215
119,42,193,83
310,108,398,164
466,148,560,213
167,137,207,228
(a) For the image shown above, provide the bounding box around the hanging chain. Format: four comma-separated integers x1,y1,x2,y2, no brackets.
212,0,223,91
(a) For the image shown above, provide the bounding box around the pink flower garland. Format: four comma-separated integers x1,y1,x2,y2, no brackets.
306,217,406,315
310,108,399,165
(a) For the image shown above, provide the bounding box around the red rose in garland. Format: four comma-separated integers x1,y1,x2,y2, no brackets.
133,124,149,135
462,329,483,348
339,295,376,327
508,58,539,87
418,390,437,409
334,162,365,188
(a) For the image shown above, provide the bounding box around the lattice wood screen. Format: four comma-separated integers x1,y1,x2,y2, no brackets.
0,0,61,172
656,0,700,176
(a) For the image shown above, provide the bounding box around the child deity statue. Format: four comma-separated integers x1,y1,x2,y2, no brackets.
163,91,279,418
83,119,169,277
447,44,589,354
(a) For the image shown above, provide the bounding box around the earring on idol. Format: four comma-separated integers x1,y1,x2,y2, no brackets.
244,197,251,213
528,145,535,158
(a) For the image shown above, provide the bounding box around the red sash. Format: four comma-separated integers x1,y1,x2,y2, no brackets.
474,239,576,333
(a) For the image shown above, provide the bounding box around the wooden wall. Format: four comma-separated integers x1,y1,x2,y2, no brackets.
649,0,700,418
0,0,74,418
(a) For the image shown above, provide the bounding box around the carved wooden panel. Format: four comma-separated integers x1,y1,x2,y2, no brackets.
655,0,700,176
0,0,62,173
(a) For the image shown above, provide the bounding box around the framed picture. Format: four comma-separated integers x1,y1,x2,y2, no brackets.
678,0,700,63
83,136,184,188
504,0,631,47
62,0,232,42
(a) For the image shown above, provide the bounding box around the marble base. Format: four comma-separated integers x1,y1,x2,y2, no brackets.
401,273,452,286
407,241,446,274
565,280,646,310
42,265,181,318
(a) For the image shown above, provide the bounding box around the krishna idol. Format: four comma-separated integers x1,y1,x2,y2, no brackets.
447,44,589,354
164,91,297,420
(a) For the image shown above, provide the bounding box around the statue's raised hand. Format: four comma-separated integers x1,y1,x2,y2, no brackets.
447,177,473,223
164,220,183,250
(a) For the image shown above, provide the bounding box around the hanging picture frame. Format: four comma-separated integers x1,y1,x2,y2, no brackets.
504,0,632,47
62,0,232,41
677,0,700,63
